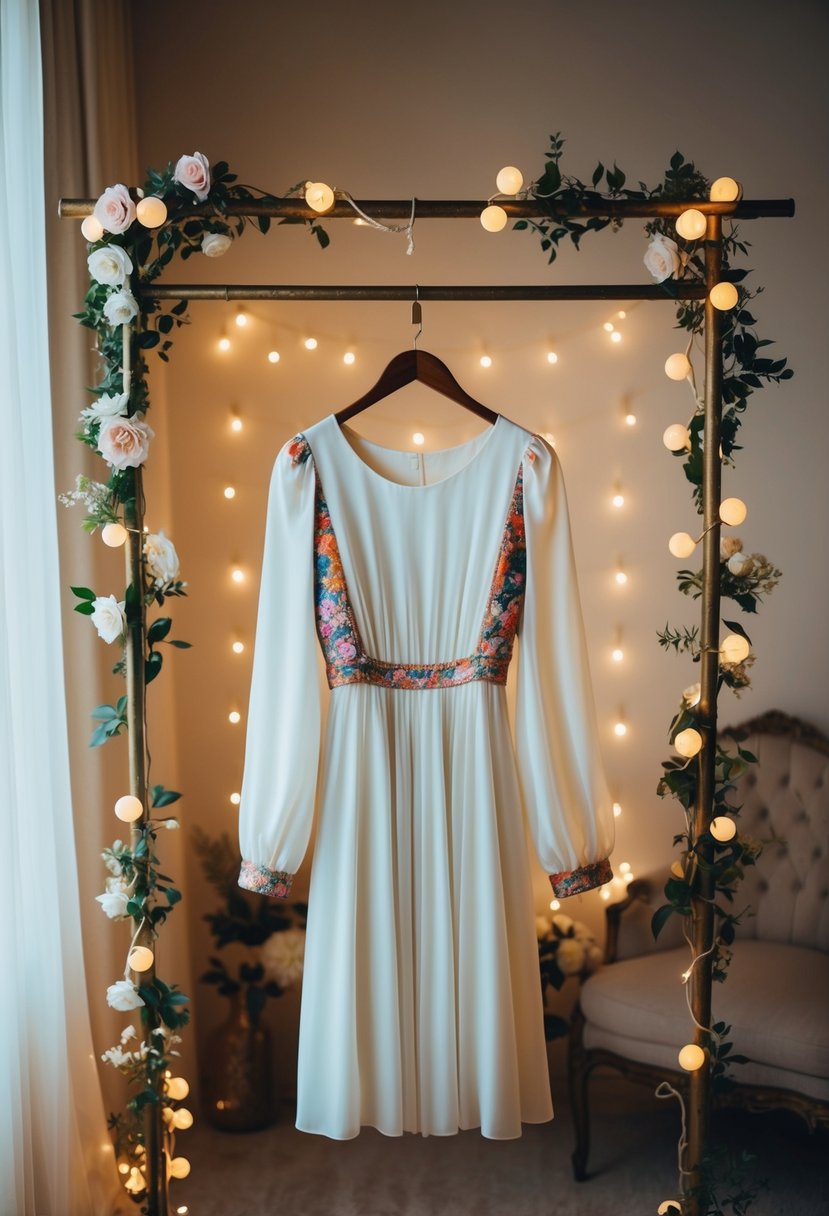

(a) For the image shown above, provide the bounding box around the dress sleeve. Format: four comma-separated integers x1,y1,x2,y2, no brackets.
237,435,321,898
514,434,615,898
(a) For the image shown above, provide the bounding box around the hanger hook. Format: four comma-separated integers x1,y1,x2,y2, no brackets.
412,284,423,350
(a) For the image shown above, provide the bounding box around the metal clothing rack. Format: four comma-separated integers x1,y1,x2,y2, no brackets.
60,192,794,1216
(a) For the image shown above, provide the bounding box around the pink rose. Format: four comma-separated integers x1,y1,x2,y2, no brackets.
319,622,333,637
336,639,357,661
174,152,211,201
97,414,155,470
93,184,136,234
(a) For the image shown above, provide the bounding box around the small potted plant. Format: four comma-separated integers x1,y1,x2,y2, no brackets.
192,827,306,1131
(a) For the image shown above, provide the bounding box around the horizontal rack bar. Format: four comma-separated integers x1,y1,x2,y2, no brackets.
59,196,795,221
139,282,710,303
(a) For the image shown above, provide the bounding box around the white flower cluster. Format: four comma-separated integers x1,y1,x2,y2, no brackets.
100,1024,182,1071
538,912,603,976
643,234,690,283
58,473,111,511
720,538,780,589
261,927,306,989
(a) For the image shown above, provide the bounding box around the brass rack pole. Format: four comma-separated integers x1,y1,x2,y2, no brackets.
58,196,795,221
122,324,167,1216
686,214,725,1213
139,282,710,303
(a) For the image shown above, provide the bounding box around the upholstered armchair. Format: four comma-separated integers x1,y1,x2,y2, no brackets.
568,710,829,1181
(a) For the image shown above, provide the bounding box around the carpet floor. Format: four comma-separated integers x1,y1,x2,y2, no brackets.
175,1073,827,1215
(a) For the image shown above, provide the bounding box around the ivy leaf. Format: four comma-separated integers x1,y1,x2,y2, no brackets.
145,650,163,683
148,616,172,643
651,904,675,940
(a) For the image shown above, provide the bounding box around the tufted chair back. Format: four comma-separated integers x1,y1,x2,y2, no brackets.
725,712,829,952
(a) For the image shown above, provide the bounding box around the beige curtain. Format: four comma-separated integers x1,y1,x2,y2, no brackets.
39,0,194,1182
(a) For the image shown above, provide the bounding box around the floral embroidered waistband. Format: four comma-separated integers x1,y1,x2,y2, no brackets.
291,432,527,692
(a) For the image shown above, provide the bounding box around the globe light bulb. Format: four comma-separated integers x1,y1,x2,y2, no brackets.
709,281,739,310
614,721,627,737
603,322,614,333
224,486,236,500
711,816,737,842
412,432,425,446
612,802,622,818
136,196,168,228
496,166,523,195
675,208,707,240
617,310,626,319
619,861,631,874
624,412,636,426
101,522,128,547
232,641,245,654
709,177,741,203
600,888,611,901
228,710,241,724
480,355,492,368
658,1201,683,1215
546,351,559,365
304,181,335,212
665,353,691,381
168,1157,191,1180
172,1108,194,1130
129,946,154,973
267,350,280,364
663,424,691,452
720,497,747,526
720,633,750,665
480,205,508,232
343,351,356,365
669,532,697,559
614,569,628,586
678,1043,706,1071
165,1077,189,1101
230,415,243,431
114,795,143,823
230,792,241,805
217,335,231,352
304,337,318,350
231,567,245,583
612,492,625,508
549,899,560,911
118,1163,130,1175
675,728,703,758
610,331,622,344
611,647,624,662
235,309,248,328
81,214,105,242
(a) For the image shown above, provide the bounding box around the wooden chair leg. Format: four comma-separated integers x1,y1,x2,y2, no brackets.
568,1002,591,1181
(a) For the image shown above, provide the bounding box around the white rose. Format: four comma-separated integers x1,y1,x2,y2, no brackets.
556,937,586,975
261,927,306,989
80,391,129,423
535,915,551,940
96,877,131,919
87,244,134,286
202,232,233,257
106,979,145,1012
552,913,574,937
728,551,754,577
683,682,701,707
93,184,136,234
174,151,211,201
97,414,154,470
103,287,139,327
90,595,126,644
143,530,180,587
644,234,683,283
720,536,743,561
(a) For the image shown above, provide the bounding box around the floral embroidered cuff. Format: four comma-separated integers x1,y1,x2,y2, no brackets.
549,858,613,898
238,860,294,898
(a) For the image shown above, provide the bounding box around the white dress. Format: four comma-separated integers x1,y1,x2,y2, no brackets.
238,411,615,1140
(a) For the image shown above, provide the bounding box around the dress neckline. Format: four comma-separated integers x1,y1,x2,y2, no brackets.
327,412,503,491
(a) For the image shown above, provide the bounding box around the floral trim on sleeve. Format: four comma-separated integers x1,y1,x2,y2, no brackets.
549,857,613,898
238,860,294,898
287,434,312,466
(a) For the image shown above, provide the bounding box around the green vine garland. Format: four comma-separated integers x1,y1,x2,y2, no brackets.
66,142,789,1212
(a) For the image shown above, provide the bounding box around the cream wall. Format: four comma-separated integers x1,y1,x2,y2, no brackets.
124,0,829,1088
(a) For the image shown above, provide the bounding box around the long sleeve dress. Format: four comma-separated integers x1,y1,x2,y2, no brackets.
237,411,614,1140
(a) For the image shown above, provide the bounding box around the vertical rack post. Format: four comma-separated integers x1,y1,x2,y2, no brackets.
122,323,167,1215
686,214,724,1211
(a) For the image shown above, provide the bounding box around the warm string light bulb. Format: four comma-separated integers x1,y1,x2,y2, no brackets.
171,1108,194,1130
711,816,737,842
709,177,742,203
614,721,627,738
168,1157,191,1180
230,792,241,806
268,350,280,364
231,567,245,583
675,728,703,758
720,497,747,526
232,641,245,654
624,411,637,427
669,531,697,559
412,432,425,446
675,207,707,240
546,351,559,365
549,898,560,911
223,486,236,500
720,633,750,664
304,337,318,351
603,322,614,333
129,946,154,973
658,1200,683,1215
480,355,492,368
101,522,128,547
612,491,625,509
614,567,628,586
235,308,248,328
304,181,335,212
663,423,691,452
496,166,523,195
230,412,243,432
664,352,691,381
710,281,739,310
136,196,168,228
165,1077,189,1101
611,646,624,663
600,888,611,901
228,710,241,725
480,204,508,232
217,333,231,352
612,801,622,818
610,331,622,344
81,214,105,242
343,351,356,365
114,795,143,823
678,1043,705,1071
619,861,631,875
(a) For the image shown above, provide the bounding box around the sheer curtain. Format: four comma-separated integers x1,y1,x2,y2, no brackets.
0,0,122,1211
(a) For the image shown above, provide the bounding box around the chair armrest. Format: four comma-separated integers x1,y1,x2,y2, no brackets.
604,869,686,963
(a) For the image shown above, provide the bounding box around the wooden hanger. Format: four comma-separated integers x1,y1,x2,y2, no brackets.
334,349,500,425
